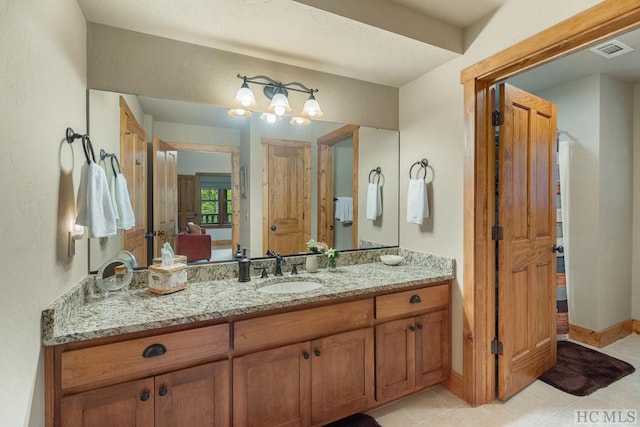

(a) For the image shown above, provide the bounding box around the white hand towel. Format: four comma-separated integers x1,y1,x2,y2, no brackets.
366,182,382,220
76,162,117,238
112,173,136,230
334,197,353,223
406,179,429,224
109,175,119,223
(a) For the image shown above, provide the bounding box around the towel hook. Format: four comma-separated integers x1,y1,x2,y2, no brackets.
368,166,382,184
66,127,84,144
409,158,428,179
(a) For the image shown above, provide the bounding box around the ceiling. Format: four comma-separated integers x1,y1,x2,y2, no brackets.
75,0,507,88
76,0,640,94
508,28,640,92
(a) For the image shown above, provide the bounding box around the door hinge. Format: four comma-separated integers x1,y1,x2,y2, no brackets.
491,225,503,241
492,110,504,126
491,338,503,355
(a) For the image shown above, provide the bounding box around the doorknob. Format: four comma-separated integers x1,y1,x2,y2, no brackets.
271,225,277,231
157,230,165,236
552,244,564,254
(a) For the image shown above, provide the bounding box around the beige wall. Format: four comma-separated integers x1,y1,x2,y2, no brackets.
87,23,399,131
358,127,400,247
87,90,143,271
537,74,634,331
598,75,633,329
398,0,603,374
633,85,640,320
0,0,87,424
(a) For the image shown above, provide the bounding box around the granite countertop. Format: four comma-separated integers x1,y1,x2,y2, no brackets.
42,250,455,346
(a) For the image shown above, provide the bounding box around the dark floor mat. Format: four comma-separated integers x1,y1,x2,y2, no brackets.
538,341,635,396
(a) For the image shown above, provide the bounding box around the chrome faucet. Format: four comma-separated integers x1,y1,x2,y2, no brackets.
266,249,284,276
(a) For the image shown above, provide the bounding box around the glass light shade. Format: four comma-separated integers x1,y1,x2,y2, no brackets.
290,116,311,126
260,112,282,123
228,108,252,118
268,93,291,116
301,95,324,119
232,85,257,108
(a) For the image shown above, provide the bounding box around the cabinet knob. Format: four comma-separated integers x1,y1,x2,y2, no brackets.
303,352,310,359
314,349,322,357
140,391,150,402
409,325,416,332
417,324,423,330
409,295,422,304
158,386,168,397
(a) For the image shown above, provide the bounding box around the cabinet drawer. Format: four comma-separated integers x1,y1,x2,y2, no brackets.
234,299,373,353
61,324,229,393
375,284,448,320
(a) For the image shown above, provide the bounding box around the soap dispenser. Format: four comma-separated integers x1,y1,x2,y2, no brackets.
238,249,251,282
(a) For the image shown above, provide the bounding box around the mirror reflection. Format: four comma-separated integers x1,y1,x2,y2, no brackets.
88,90,399,271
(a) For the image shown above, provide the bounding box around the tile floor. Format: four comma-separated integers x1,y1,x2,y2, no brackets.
368,334,640,426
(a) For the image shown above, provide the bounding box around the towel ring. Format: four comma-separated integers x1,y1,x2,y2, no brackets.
82,135,96,164
409,158,428,180
110,155,122,175
368,167,381,184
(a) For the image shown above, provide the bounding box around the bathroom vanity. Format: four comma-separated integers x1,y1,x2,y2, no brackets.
43,254,454,426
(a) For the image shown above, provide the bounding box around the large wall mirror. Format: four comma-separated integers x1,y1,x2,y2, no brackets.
88,90,399,271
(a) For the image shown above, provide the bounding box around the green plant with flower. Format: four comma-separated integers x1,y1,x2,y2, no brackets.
305,239,328,254
325,247,340,270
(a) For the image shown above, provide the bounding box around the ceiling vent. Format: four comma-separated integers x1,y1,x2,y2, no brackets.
589,39,634,59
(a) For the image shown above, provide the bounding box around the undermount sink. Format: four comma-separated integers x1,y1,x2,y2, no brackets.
257,281,323,294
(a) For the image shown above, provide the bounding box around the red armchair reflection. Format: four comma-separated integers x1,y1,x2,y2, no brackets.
177,227,211,262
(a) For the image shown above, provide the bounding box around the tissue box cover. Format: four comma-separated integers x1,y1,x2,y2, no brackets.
148,263,188,294
152,254,187,265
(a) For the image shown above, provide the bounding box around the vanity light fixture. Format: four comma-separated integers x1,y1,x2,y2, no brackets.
68,222,85,257
228,74,323,124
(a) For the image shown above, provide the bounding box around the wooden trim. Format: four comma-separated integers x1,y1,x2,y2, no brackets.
119,96,145,138
166,142,239,154
231,152,240,251
352,127,359,249
461,0,640,83
442,370,463,400
45,346,55,427
634,319,640,335
461,0,640,407
317,125,360,249
317,124,360,145
569,320,633,348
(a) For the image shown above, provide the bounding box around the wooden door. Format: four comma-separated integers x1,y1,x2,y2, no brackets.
155,362,230,427
60,377,154,427
178,175,197,232
262,139,311,255
233,342,311,427
497,83,557,400
310,328,374,426
153,137,178,258
416,310,450,388
120,97,147,266
375,318,416,403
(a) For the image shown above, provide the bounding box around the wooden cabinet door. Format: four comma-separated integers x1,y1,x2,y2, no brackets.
61,377,154,427
155,362,230,427
153,137,178,259
375,318,416,403
233,342,311,427
416,310,450,389
310,328,374,426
